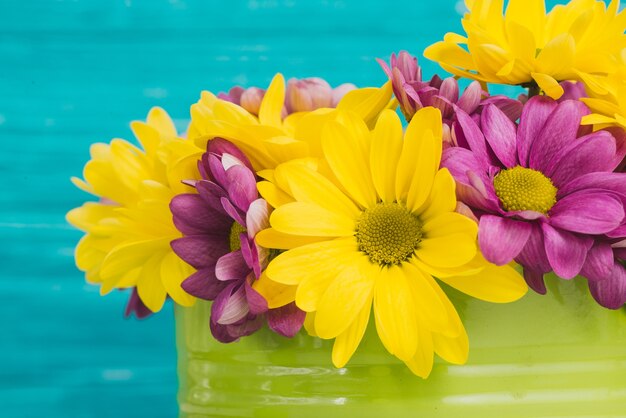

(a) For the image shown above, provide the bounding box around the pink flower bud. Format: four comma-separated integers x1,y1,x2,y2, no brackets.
285,77,333,113
240,87,265,116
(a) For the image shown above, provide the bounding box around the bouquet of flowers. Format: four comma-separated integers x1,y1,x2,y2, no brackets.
68,0,626,386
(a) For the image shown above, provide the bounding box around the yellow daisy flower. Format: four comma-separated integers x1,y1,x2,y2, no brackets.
187,73,393,171
66,107,202,312
253,107,527,377
424,0,626,99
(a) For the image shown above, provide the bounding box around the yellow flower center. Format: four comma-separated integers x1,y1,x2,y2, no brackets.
355,202,423,266
493,166,557,214
229,222,246,252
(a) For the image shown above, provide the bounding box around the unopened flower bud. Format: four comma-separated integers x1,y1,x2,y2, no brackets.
240,87,265,116
285,77,333,113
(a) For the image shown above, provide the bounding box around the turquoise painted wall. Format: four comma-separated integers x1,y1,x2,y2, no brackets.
0,0,569,416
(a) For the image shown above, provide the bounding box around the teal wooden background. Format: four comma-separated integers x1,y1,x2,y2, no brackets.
0,0,567,416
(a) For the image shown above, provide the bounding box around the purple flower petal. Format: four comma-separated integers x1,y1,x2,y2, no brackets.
211,314,265,343
515,223,552,273
516,96,558,166
124,288,153,319
240,232,261,278
267,302,306,338
549,190,624,234
605,127,626,170
580,242,615,282
441,147,487,184
481,104,518,167
170,194,231,235
454,109,497,166
558,172,626,202
541,223,592,279
197,159,209,181
225,164,258,212
523,268,547,295
212,282,249,325
170,235,229,269
456,81,482,115
528,100,589,173
210,319,240,343
607,224,626,239
196,180,229,214
559,81,586,101
456,181,501,213
246,198,270,238
438,77,459,103
208,153,228,189
430,95,455,120
588,262,626,309
478,215,532,265
181,266,226,300
245,279,268,315
481,95,523,122
215,250,250,281
545,131,616,187
220,197,246,225
508,210,545,220
208,137,254,172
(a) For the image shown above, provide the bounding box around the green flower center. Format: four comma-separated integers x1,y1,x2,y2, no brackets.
229,222,246,252
355,202,423,266
493,166,557,214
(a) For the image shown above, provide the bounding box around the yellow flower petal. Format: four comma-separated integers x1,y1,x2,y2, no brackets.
252,272,297,308
423,211,478,238
433,328,469,365
303,311,317,336
274,162,360,218
257,180,294,209
404,325,434,378
147,106,177,138
373,265,418,362
160,251,195,307
136,252,168,312
370,109,403,203
322,119,377,208
265,237,358,285
505,0,545,43
255,227,325,250
418,168,457,220
439,263,528,303
315,256,375,339
270,201,356,237
396,107,442,208
417,233,477,268
332,299,372,368
263,136,310,164
336,81,393,127
403,263,450,335
258,73,286,128
100,238,169,280
531,72,564,99
66,203,117,231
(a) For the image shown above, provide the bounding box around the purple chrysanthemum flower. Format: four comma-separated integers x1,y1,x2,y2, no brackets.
442,96,626,307
377,51,522,144
170,138,305,342
218,77,355,116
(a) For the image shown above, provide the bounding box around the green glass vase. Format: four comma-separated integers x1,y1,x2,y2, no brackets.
175,275,626,417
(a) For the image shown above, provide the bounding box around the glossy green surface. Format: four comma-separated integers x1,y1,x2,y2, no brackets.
176,276,626,417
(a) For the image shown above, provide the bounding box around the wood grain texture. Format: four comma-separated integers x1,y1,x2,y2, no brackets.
0,0,544,416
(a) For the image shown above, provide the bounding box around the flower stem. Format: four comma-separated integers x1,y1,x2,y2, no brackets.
528,84,541,98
